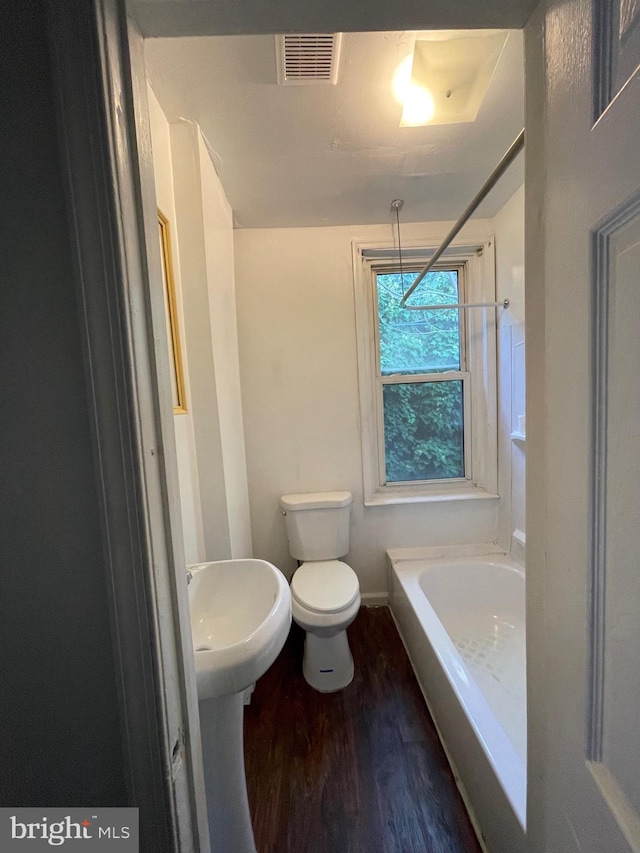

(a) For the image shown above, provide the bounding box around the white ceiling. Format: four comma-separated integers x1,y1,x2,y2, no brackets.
145,30,523,228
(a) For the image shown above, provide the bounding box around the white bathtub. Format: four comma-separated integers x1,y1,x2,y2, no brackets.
388,546,526,853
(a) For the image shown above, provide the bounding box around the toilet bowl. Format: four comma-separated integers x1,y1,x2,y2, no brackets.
280,491,360,692
291,559,361,691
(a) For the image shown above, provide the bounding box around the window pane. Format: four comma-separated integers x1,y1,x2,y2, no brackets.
377,270,460,375
382,381,465,482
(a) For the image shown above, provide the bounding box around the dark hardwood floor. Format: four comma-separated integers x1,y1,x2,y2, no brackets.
244,606,483,853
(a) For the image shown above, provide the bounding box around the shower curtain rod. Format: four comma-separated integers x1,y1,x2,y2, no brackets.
399,129,525,308
403,298,510,311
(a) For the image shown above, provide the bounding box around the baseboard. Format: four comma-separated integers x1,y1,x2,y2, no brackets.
360,591,389,607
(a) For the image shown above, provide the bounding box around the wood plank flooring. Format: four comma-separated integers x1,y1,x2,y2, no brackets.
244,606,482,853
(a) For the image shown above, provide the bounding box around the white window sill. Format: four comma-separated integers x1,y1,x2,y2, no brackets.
364,485,499,507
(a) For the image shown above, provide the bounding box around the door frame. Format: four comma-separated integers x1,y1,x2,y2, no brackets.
47,1,209,850
48,0,549,851
522,4,547,846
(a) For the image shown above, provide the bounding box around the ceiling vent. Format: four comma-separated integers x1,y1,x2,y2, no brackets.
276,34,342,85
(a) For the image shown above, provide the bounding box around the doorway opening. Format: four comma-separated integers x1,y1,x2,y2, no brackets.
136,21,526,853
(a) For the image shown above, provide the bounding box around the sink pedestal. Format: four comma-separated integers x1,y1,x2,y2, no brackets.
199,693,256,853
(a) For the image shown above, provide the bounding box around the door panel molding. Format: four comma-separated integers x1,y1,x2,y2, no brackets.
589,188,640,759
589,189,640,839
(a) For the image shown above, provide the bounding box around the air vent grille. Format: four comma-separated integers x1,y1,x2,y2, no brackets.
276,34,342,85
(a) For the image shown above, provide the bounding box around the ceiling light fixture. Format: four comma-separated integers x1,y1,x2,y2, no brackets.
393,54,436,127
392,55,413,103
392,54,435,126
392,30,509,128
402,85,436,126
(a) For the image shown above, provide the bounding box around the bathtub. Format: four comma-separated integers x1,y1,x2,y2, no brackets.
387,546,526,853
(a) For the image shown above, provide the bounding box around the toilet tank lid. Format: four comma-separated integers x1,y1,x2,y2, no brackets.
280,491,353,511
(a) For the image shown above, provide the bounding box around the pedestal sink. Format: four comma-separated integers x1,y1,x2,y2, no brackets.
188,559,291,853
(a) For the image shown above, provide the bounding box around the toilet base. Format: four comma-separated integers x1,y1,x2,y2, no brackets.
302,629,354,692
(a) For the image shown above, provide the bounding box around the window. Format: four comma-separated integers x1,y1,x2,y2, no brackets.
376,267,468,483
353,239,498,505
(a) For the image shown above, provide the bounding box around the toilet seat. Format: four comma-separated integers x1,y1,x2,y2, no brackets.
291,560,359,614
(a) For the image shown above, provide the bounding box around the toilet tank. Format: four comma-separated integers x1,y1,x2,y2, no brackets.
280,491,353,561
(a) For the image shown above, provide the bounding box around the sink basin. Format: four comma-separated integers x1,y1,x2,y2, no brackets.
188,558,291,701
188,558,291,853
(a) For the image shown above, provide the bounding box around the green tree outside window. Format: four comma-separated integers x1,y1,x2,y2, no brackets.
376,271,465,482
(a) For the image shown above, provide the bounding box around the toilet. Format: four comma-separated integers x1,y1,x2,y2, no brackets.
280,491,360,692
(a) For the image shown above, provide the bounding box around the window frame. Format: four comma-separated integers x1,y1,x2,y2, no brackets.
352,236,499,506
373,262,471,487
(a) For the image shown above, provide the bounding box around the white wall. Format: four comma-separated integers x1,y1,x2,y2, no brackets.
148,87,252,562
234,220,503,595
151,84,525,591
494,185,526,564
148,86,205,565
198,133,252,558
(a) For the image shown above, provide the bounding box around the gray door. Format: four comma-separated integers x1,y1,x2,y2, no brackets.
529,0,640,849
